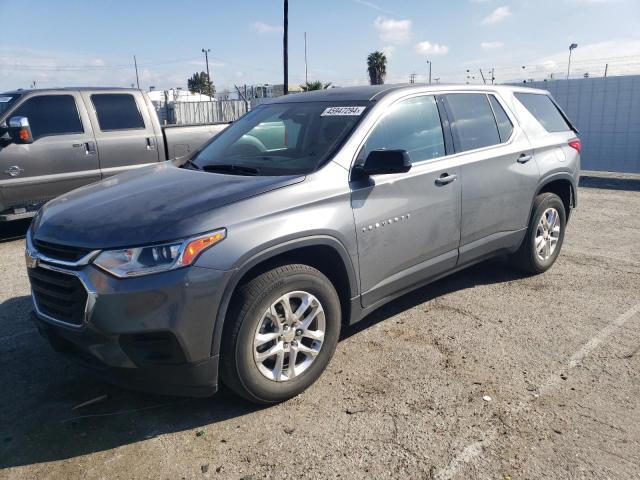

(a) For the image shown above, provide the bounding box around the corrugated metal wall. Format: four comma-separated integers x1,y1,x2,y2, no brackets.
515,76,640,173
167,100,248,125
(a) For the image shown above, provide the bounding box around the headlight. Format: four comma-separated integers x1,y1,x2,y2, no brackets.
93,229,226,278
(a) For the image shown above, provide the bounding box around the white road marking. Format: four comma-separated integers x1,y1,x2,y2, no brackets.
435,301,640,480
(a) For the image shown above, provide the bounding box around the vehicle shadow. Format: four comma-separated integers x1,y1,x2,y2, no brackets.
0,258,527,469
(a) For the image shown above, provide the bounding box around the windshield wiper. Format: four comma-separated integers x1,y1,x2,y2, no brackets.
201,164,260,176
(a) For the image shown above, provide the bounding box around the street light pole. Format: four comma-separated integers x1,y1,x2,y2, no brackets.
283,0,289,95
304,32,308,84
567,43,578,80
202,48,211,97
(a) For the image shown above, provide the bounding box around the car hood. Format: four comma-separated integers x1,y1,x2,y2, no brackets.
33,162,304,249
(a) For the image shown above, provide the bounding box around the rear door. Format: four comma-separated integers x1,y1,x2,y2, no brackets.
441,92,539,265
351,94,461,308
0,92,99,211
80,91,160,177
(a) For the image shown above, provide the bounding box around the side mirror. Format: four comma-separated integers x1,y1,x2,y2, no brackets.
8,116,34,144
354,149,412,177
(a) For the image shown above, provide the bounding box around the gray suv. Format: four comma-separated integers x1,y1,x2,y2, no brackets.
26,84,580,404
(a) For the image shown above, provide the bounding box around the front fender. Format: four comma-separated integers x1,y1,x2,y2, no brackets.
208,234,358,357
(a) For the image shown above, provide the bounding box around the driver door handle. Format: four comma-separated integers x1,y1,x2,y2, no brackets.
435,173,458,186
518,153,533,164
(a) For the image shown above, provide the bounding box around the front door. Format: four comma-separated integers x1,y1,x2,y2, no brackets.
0,93,100,212
351,95,461,308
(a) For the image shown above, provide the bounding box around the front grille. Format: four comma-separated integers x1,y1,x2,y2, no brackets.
33,239,91,263
28,267,88,326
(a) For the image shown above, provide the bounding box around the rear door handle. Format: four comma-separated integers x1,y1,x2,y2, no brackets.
435,173,458,186
85,141,97,155
517,154,533,164
146,137,156,150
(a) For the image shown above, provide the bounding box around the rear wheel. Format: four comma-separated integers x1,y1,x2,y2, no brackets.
511,192,566,274
220,264,341,404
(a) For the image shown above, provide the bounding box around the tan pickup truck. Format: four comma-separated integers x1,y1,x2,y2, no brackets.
0,87,228,222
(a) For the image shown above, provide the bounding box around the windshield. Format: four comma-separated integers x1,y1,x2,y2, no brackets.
0,94,20,117
189,101,369,175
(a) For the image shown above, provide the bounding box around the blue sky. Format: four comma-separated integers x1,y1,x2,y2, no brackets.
1,0,639,92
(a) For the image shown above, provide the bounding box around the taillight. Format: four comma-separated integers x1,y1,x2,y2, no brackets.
568,138,581,153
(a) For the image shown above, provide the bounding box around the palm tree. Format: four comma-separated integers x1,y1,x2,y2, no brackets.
367,51,387,85
300,80,332,91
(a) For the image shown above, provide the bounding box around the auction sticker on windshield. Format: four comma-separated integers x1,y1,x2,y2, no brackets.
321,106,366,116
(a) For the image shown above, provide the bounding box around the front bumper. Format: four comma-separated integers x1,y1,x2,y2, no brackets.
26,237,233,397
33,313,220,397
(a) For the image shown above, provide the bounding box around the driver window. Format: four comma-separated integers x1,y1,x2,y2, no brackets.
363,95,445,163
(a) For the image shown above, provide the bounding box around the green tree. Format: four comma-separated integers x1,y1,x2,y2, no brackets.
187,71,215,97
367,51,387,85
300,80,332,91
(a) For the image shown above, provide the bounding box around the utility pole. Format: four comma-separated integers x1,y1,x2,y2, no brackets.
304,32,308,84
479,68,486,85
604,63,608,77
409,73,416,84
490,67,495,85
427,60,432,84
202,48,211,98
133,55,140,89
567,43,578,80
283,0,289,95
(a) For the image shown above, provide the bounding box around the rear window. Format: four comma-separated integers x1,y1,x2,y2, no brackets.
91,94,145,131
514,93,572,133
443,93,501,152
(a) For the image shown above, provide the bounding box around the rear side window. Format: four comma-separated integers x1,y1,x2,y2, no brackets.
364,95,445,162
514,93,572,133
11,95,83,139
488,95,514,142
91,94,145,131
443,93,500,152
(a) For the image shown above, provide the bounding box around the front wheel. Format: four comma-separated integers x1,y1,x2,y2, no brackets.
220,264,341,404
511,192,566,274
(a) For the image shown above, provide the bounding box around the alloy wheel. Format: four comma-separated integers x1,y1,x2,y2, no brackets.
253,291,326,382
535,207,561,261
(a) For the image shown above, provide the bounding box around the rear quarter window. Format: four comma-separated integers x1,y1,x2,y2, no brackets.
514,93,572,133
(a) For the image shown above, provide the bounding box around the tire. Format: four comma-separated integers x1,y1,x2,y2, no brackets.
511,192,566,274
220,264,341,404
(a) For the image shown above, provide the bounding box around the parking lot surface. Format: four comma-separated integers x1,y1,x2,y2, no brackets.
1,183,639,479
